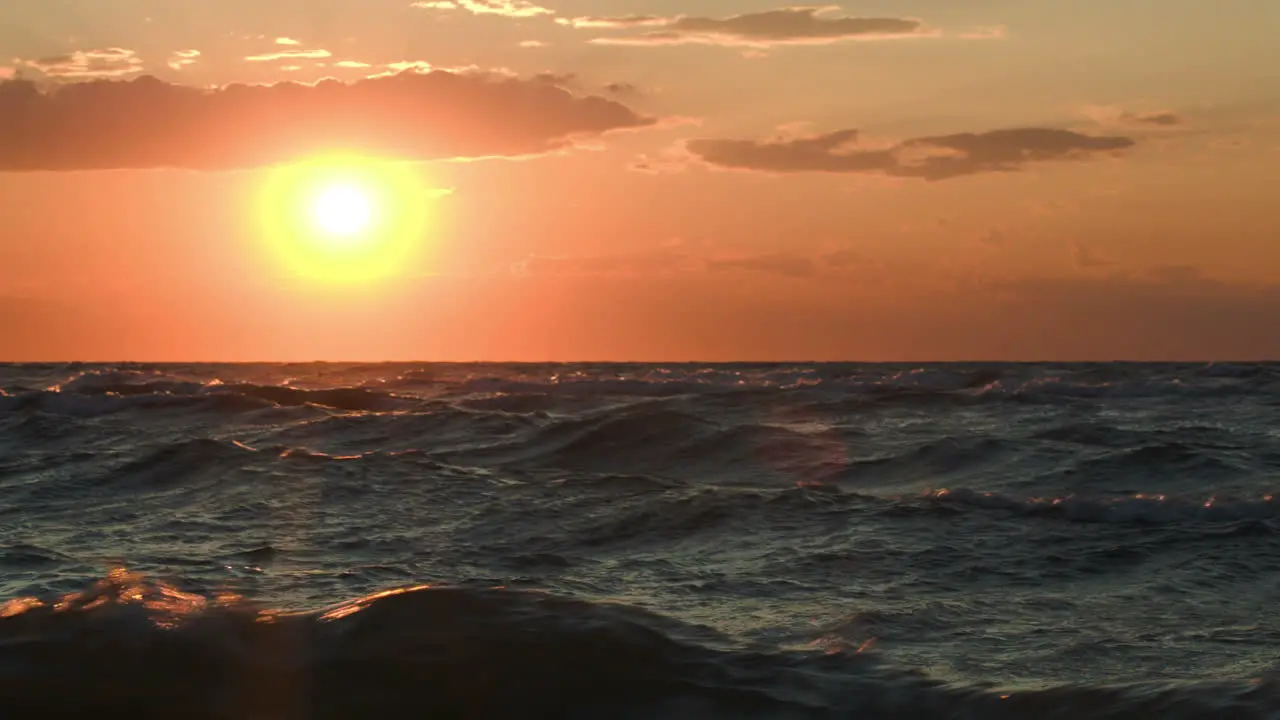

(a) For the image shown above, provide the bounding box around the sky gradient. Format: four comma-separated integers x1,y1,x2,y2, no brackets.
1,0,1278,361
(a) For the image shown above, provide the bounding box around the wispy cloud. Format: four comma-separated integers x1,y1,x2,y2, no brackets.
365,60,436,77
1084,106,1186,129
555,15,670,29
167,49,201,71
559,7,933,48
604,82,640,97
1128,112,1183,126
275,37,303,46
244,48,332,63
706,253,818,278
411,0,553,18
1072,242,1115,270
0,69,655,171
958,25,1007,40
682,127,1135,181
511,247,876,280
18,48,143,79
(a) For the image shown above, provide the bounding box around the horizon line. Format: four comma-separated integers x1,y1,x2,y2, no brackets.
2,359,1277,365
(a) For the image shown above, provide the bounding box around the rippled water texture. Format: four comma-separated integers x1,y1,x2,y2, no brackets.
3,362,1280,717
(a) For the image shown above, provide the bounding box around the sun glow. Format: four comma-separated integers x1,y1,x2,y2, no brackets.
312,184,374,238
256,155,439,284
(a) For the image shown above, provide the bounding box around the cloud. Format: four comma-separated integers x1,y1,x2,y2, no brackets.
511,250,694,277
958,25,1006,40
275,37,303,46
17,48,144,79
1084,106,1186,129
511,247,872,279
555,15,670,29
533,71,575,86
684,127,1135,180
411,0,553,18
519,40,549,48
369,60,436,76
244,49,332,62
529,73,644,98
630,147,694,174
604,82,640,97
1072,242,1115,270
706,253,817,278
1124,111,1183,126
166,49,201,72
559,7,931,47
0,69,655,171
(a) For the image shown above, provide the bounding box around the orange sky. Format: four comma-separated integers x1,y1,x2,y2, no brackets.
1,1,1278,361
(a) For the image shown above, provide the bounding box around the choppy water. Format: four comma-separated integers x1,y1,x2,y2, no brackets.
3,362,1280,718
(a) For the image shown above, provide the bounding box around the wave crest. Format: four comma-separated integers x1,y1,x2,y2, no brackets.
2,574,1280,718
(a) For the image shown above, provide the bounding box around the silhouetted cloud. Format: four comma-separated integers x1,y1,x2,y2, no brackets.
531,73,642,97
603,82,641,97
0,70,655,171
1124,111,1183,126
1084,106,1186,129
533,71,576,87
685,127,1135,180
412,0,552,18
560,7,930,47
19,48,143,79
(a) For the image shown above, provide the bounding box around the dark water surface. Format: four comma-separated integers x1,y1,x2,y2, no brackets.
4,362,1280,717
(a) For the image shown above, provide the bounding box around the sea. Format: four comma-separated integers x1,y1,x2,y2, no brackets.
2,362,1280,718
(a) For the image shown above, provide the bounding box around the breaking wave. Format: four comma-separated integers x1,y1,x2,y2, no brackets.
3,572,1279,719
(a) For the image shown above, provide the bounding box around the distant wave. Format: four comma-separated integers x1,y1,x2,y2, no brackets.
1,363,1275,420
2,572,1278,719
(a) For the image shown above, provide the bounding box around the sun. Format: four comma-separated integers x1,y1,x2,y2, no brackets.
311,183,374,238
255,155,439,285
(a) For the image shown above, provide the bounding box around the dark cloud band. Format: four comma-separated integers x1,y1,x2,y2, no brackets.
561,7,929,47
687,127,1135,180
0,70,654,172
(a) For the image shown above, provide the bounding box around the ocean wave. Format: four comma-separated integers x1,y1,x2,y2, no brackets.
3,364,1277,422
6,362,1280,701
1,573,1277,719
436,403,855,483
916,487,1280,525
549,482,1280,532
